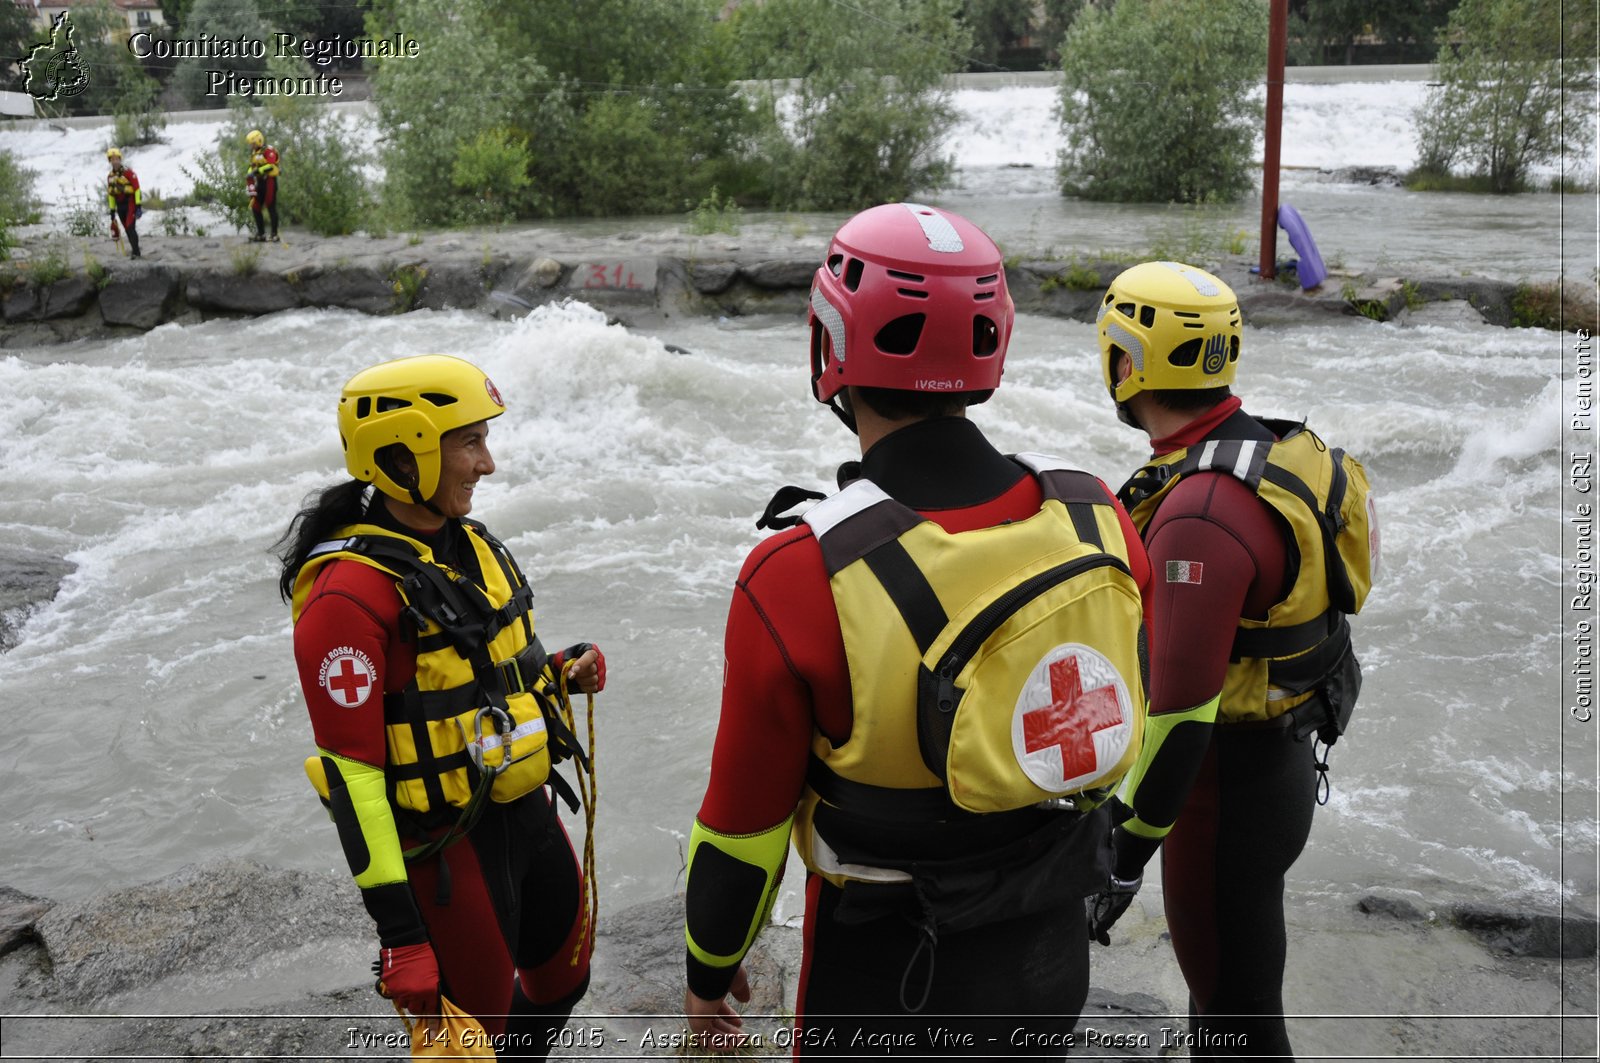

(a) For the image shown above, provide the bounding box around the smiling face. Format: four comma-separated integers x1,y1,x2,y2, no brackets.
430,420,495,519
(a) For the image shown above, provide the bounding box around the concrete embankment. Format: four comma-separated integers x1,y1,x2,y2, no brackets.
0,221,1571,349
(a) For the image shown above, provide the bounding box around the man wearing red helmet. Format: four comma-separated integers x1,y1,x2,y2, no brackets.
682,204,1154,1055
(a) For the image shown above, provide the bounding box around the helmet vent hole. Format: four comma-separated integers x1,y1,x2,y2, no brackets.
888,269,925,282
974,290,995,301
376,397,412,413
844,258,864,292
1174,311,1201,318
897,288,929,300
828,254,844,277
1230,337,1240,361
1115,301,1136,319
1167,339,1203,367
976,273,999,285
420,392,457,407
355,397,372,420
874,313,925,355
1140,306,1156,328
973,316,1000,357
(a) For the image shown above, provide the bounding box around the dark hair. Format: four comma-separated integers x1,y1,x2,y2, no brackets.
1149,385,1232,414
274,479,371,602
853,386,991,421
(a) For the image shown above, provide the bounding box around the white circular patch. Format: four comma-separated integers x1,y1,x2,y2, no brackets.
1011,643,1133,794
318,647,377,709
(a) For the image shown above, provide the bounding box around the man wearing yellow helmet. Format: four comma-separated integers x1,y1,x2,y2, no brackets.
1084,262,1375,1059
245,129,280,242
276,354,608,1059
105,147,142,259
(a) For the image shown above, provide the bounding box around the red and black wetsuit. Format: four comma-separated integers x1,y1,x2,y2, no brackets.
107,165,140,258
1116,397,1309,1060
293,504,590,1053
688,417,1152,1054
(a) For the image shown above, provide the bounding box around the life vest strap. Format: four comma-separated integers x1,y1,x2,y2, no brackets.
807,753,973,824
1230,608,1341,663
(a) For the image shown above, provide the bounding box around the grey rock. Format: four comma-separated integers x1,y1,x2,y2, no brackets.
1356,893,1427,921
2,276,98,323
1407,278,1517,327
523,257,565,289
99,266,180,329
294,266,394,314
741,259,815,290
687,261,739,295
24,860,366,1003
0,886,50,958
186,272,299,315
0,549,74,652
419,264,492,311
1449,903,1599,959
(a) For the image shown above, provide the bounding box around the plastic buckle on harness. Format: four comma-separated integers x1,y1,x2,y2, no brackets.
470,706,514,776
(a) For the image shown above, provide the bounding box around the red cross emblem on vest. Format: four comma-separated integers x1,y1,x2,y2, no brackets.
1019,651,1126,785
320,649,376,709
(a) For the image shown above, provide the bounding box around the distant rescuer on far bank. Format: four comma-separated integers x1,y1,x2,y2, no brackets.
246,128,280,243
105,147,141,259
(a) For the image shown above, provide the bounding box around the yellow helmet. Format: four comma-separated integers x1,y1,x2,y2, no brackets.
1097,261,1241,404
338,355,506,504
246,129,265,148
106,147,122,161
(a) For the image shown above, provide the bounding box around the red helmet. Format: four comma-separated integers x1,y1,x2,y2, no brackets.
809,202,1013,405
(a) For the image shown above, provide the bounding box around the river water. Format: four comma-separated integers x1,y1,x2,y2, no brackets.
0,76,1594,940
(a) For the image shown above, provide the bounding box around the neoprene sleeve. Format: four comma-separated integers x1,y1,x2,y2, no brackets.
321,751,429,947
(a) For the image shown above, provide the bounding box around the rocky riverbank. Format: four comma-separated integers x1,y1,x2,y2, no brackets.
3,219,1588,350
0,860,1595,1061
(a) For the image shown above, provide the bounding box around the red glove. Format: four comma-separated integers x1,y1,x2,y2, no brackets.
553,642,606,694
375,942,440,1015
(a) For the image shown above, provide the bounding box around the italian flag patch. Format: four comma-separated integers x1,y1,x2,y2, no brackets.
1166,560,1204,584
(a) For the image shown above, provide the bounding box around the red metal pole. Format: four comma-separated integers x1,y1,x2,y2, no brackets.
1259,0,1288,281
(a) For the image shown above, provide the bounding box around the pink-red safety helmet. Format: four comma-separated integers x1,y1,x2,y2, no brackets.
808,202,1014,406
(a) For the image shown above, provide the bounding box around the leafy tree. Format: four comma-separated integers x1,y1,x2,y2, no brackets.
364,0,549,225
171,0,270,108
1034,0,1087,66
0,148,40,258
0,0,36,94
183,65,370,235
1413,0,1596,192
961,0,1034,70
733,0,969,211
1288,0,1458,65
1057,0,1268,203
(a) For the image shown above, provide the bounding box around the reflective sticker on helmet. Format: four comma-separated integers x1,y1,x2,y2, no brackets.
318,647,377,709
1104,321,1145,372
484,377,505,407
1012,643,1133,794
1159,261,1221,297
811,289,847,365
900,203,964,254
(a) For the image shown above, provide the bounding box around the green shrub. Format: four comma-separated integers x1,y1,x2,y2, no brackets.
1413,0,1596,194
1512,279,1600,334
1058,0,1267,203
687,186,742,236
448,128,536,224
30,244,70,286
0,148,39,259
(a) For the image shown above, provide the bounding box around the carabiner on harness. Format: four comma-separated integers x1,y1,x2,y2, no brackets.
469,704,515,778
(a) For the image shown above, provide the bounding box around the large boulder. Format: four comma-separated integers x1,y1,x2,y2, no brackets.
2,275,98,323
293,266,394,315
99,266,181,329
0,549,75,652
186,272,299,315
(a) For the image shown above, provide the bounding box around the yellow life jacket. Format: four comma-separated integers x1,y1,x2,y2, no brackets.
1119,414,1376,726
791,455,1147,888
250,148,280,177
291,519,567,818
107,172,134,197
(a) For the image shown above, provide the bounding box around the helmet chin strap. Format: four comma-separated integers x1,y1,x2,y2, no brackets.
1115,401,1143,430
828,390,859,435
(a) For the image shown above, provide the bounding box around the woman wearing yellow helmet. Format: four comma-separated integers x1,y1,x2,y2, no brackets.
275,355,607,1059
105,147,142,258
245,129,280,242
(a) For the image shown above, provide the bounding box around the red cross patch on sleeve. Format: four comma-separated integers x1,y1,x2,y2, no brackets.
1166,560,1204,585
